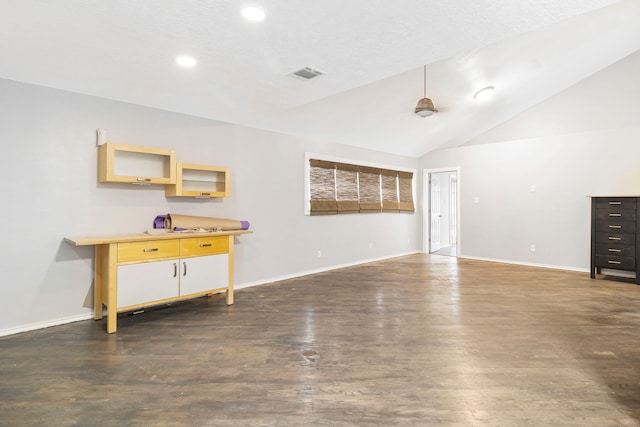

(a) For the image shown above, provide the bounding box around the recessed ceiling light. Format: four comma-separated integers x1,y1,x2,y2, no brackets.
241,6,266,22
474,86,495,101
175,55,197,68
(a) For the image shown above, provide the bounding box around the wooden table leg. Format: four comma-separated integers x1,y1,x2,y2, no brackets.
94,245,104,320
106,243,118,333
226,236,234,305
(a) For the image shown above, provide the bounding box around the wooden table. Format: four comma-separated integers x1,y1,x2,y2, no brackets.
65,230,251,333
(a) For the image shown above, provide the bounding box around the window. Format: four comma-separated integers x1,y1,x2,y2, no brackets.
309,159,337,215
336,163,360,214
307,157,415,215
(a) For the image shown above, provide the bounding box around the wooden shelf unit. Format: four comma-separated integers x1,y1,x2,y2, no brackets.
165,163,230,198
98,143,176,185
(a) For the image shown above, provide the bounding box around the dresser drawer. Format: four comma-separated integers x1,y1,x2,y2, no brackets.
118,240,180,263
595,232,636,246
594,255,635,271
595,243,635,257
595,208,636,221
595,220,636,233
595,197,637,210
180,236,229,257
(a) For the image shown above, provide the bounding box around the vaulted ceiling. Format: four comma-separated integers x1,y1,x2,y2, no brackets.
0,0,638,157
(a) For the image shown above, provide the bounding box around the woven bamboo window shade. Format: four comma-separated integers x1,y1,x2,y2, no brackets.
399,171,415,212
336,163,360,214
358,166,382,213
381,169,400,212
308,158,414,215
309,159,337,215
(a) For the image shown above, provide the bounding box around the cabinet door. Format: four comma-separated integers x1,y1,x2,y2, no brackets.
117,260,178,308
179,254,229,296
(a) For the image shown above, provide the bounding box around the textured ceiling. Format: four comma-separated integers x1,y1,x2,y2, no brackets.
0,0,637,157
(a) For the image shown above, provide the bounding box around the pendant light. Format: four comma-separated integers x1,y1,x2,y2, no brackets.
415,65,437,118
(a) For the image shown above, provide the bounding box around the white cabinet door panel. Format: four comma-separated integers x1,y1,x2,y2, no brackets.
180,254,229,296
117,260,178,308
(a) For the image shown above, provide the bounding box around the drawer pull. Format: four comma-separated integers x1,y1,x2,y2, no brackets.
136,177,151,182
608,260,622,265
199,243,213,247
183,261,187,276
608,237,622,241
609,201,622,205
173,262,177,277
142,248,159,252
608,248,622,253
609,225,622,229
609,213,622,217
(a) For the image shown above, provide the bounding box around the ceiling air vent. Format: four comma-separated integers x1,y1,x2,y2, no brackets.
289,66,325,80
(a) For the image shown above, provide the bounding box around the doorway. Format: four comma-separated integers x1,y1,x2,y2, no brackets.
425,169,459,257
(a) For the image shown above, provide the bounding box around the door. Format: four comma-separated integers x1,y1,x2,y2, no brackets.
430,173,442,252
179,254,229,296
117,260,178,308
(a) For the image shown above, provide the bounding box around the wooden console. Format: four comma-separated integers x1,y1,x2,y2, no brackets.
65,230,250,333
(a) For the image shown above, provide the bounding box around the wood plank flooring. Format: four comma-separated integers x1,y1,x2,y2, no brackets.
2,254,640,426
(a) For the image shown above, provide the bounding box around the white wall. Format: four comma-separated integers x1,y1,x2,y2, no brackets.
0,78,420,335
420,50,640,270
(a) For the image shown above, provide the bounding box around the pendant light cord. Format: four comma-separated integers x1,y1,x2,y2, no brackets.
423,65,427,98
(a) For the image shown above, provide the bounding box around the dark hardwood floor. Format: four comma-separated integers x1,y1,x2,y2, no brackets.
2,254,640,426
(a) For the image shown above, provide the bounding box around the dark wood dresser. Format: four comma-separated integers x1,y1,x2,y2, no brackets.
590,196,640,284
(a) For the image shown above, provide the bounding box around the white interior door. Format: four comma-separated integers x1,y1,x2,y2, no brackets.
430,173,442,252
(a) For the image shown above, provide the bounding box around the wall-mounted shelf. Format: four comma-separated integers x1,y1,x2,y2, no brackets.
98,143,176,185
165,163,230,198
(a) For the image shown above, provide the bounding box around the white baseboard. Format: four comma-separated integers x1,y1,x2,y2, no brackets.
457,254,589,273
0,312,95,337
235,251,419,290
0,251,419,337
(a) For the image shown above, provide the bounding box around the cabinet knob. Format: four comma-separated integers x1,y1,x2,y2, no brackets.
142,248,159,253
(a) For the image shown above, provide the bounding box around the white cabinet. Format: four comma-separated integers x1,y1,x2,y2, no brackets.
179,254,229,296
117,260,177,308
117,254,230,309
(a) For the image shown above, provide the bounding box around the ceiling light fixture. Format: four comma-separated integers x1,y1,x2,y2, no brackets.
415,65,437,118
474,85,495,101
175,55,197,68
241,6,266,22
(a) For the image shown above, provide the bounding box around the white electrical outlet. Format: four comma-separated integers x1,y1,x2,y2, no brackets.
317,250,322,258
530,185,536,192
530,244,536,252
